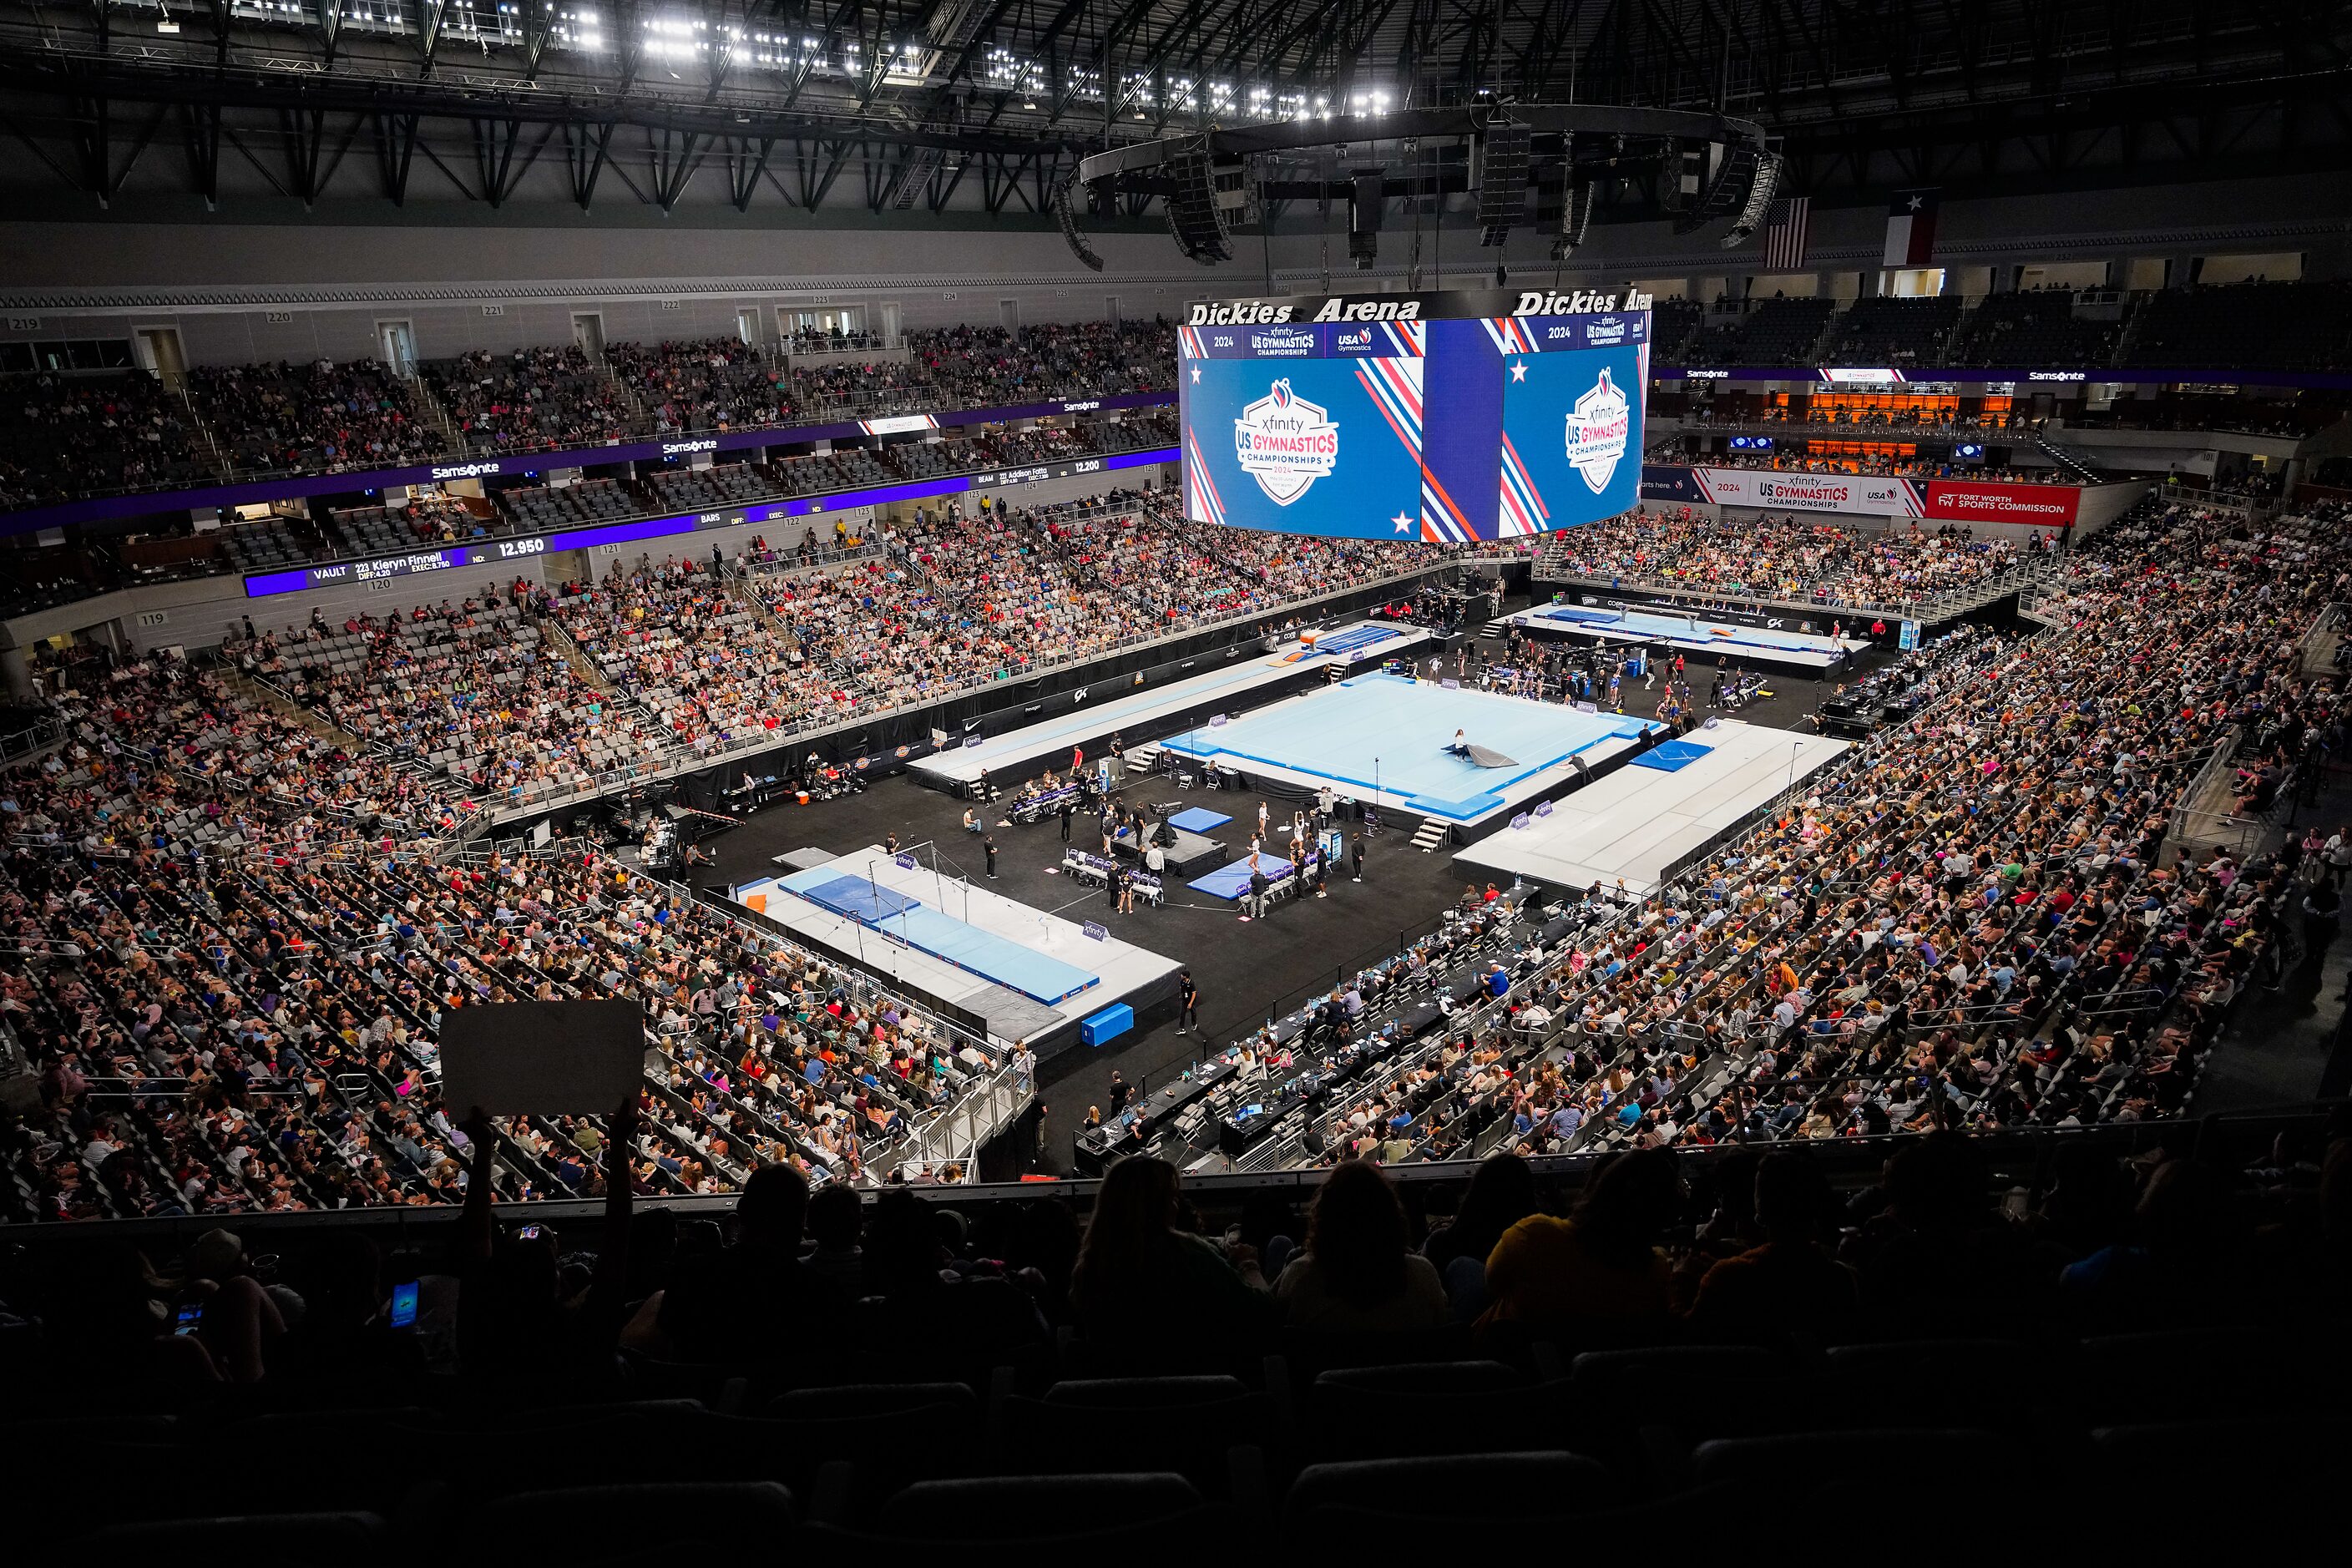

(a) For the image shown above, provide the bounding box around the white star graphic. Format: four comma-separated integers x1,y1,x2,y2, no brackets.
1907,195,1924,210
1391,512,1414,534
1510,360,1528,383
1190,365,1202,383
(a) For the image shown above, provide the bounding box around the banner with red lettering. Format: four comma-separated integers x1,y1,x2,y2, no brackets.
1920,480,2079,526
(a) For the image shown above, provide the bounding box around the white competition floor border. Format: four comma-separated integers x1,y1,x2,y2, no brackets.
909,620,1434,787
1503,603,1867,670
734,844,1183,1050
1454,721,1850,895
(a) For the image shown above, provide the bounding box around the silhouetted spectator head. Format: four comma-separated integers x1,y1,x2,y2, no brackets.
1753,1151,1833,1243
1443,1151,1539,1258
1302,1159,1411,1308
864,1189,945,1300
735,1164,811,1251
1071,1156,1181,1298
806,1183,862,1256
1572,1147,1685,1267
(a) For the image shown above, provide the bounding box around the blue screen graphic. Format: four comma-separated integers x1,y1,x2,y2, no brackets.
1498,342,1646,532
1180,312,1646,543
1181,357,1429,540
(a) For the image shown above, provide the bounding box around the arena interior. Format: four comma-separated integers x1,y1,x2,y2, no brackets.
2,0,2351,1548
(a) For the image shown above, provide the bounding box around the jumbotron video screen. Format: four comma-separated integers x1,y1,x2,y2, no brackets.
1179,286,1651,543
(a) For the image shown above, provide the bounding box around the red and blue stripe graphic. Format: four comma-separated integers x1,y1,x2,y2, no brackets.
1497,432,1550,537
1183,426,1229,528
1481,317,1538,357
1353,356,1425,460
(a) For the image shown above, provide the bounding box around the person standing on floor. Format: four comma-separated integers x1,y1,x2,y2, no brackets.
1177,969,1200,1034
1244,864,1269,923
1352,833,1367,883
1059,796,1075,842
984,835,998,878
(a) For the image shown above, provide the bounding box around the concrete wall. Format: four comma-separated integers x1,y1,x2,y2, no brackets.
2,169,2345,373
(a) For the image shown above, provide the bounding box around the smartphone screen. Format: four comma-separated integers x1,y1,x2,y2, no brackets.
174,1302,204,1336
388,1280,419,1329
515,1224,544,1242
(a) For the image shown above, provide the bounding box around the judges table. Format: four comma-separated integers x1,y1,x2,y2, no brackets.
1074,1060,1237,1175
1072,898,1581,1171
1196,907,1539,1159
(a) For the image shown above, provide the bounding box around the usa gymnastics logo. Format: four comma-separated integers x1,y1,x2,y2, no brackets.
1565,367,1630,493
1233,378,1338,506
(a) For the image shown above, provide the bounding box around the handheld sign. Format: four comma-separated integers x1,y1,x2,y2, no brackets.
441,999,645,1118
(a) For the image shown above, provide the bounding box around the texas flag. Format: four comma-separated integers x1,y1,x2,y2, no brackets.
1883,188,1940,266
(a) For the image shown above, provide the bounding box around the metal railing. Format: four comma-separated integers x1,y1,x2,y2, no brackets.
894,1064,1029,1175
0,714,65,767
2167,724,2266,859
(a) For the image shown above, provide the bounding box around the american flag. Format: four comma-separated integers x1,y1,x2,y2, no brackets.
1763,195,1810,272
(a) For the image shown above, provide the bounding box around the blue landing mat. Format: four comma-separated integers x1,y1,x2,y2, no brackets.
1631,739,1715,772
1189,854,1295,901
1168,807,1232,833
795,875,922,922
767,866,1099,1004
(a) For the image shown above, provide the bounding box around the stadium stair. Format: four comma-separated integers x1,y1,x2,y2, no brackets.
1409,817,1448,852
2032,429,2106,483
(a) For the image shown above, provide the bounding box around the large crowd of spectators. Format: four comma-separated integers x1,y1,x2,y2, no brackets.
190,359,447,475
0,321,1179,504
0,372,214,507
1161,498,2344,1184
231,586,667,802
607,338,795,434
3,485,2341,1235
1,827,985,1222
422,347,635,453
1540,508,2050,609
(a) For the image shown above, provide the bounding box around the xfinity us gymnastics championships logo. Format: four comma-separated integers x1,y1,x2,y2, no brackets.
1565,367,1630,493
1233,378,1339,505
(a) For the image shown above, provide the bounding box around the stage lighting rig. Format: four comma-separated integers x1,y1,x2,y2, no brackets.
1721,149,1784,248
1675,142,1763,235
1072,104,1770,271
1165,134,1252,266
1349,170,1384,269
1055,177,1104,271
1474,119,1530,246
1551,178,1595,261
